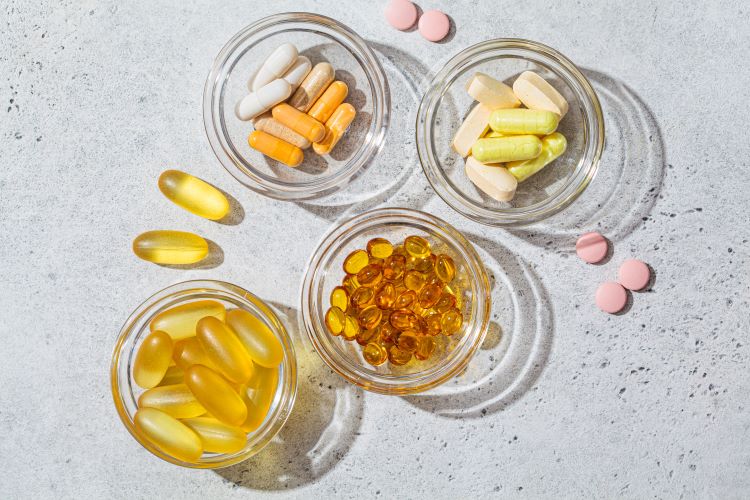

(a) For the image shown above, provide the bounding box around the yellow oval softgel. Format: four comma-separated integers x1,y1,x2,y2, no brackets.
134,407,203,462
325,307,346,335
158,170,230,220
225,309,284,368
472,135,542,164
132,230,209,265
434,254,456,283
196,316,254,384
173,337,218,371
367,238,394,259
133,330,173,389
404,235,431,259
363,342,388,366
150,300,226,340
138,383,206,418
185,365,247,426
343,249,370,274
507,132,567,182
238,364,279,433
180,417,247,454
489,108,560,135
159,365,185,386
330,286,349,311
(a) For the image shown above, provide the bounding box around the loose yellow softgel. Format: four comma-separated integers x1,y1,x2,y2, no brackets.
130,300,284,462
158,170,230,221
132,230,209,265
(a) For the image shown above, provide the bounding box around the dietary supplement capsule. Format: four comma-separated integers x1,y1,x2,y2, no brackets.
281,55,312,91
134,407,203,463
434,293,456,313
138,383,206,418
404,235,431,259
452,103,492,157
367,238,394,259
390,309,417,330
363,342,388,366
489,108,560,136
180,417,247,454
382,254,406,281
312,103,356,155
472,135,543,164
225,309,284,368
251,43,299,91
342,314,360,341
185,365,248,427
173,337,218,371
424,312,442,336
415,336,436,360
289,62,335,111
512,71,569,118
375,283,396,309
272,103,326,143
325,307,346,335
394,289,416,309
330,286,349,311
132,230,209,265
418,283,443,309
397,332,419,352
507,132,567,182
236,78,292,121
159,365,185,386
196,316,254,384
253,112,311,149
356,325,380,346
410,254,435,273
357,305,383,330
133,330,173,389
464,156,518,202
343,249,370,274
351,286,375,308
342,274,360,294
434,254,456,283
158,170,230,221
308,81,348,123
356,264,383,287
404,270,426,291
248,130,303,168
388,345,412,366
440,308,463,335
239,365,279,432
465,72,521,110
150,300,226,340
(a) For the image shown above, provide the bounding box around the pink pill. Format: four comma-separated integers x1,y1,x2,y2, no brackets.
596,282,628,314
576,232,608,264
384,0,418,31
619,259,650,291
418,9,451,42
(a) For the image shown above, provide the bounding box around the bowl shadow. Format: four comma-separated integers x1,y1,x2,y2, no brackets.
403,233,554,418
215,302,363,490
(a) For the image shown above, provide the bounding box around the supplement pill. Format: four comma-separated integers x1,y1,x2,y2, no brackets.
343,249,370,274
236,78,292,121
325,307,346,335
150,300,226,340
367,238,394,259
351,286,375,308
185,365,248,426
434,255,456,283
281,55,312,91
308,81,348,123
253,112,311,149
618,259,651,291
248,130,304,167
132,230,209,265
452,103,492,157
506,132,567,182
251,43,299,91
440,308,463,335
465,72,521,110
595,282,628,314
512,71,569,118
133,330,173,389
172,337,218,371
472,135,542,164
342,314,360,341
575,232,609,264
225,309,284,368
330,286,350,311
196,316,254,384
158,170,230,221
464,156,518,201
312,103,356,155
383,254,406,281
358,305,383,330
418,9,450,42
356,264,383,287
388,345,412,365
363,342,388,366
415,336,436,360
239,365,279,432
489,108,560,136
138,383,206,418
159,365,184,387
272,103,326,143
375,283,397,309
404,235,431,259
394,289,416,309
289,62,335,112
404,270,426,291
134,408,203,463
384,0,418,30
180,417,247,454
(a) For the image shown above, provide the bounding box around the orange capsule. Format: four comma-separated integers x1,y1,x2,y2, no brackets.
272,103,326,142
379,321,399,343
343,250,369,274
330,286,349,311
374,283,397,309
351,286,375,308
325,306,346,335
390,309,417,331
415,336,436,360
356,325,381,346
313,103,356,155
358,305,383,330
435,254,456,283
441,308,463,335
308,81,348,123
248,130,303,167
404,235,431,259
404,270,426,291
382,254,406,281
388,345,412,366
397,332,419,352
424,312,442,336
435,293,457,313
356,264,383,288
367,238,394,259
363,342,388,366
418,283,443,309
393,290,416,309
409,254,435,273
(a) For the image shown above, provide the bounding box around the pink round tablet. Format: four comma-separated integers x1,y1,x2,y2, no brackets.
619,259,650,291
384,0,418,31
418,9,450,42
576,232,608,264
596,282,628,314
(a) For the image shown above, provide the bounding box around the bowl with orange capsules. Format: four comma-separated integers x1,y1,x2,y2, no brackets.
301,208,491,395
111,280,296,468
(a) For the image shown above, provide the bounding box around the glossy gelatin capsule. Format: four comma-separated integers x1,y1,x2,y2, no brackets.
308,81,348,123
132,230,208,265
441,308,463,335
434,293,457,314
363,342,388,366
418,283,443,309
394,290,416,309
410,255,435,273
134,408,203,463
158,170,230,221
325,307,346,335
312,103,356,155
404,235,431,259
342,314,360,341
351,286,375,308
225,309,284,368
424,312,442,336
239,365,279,432
367,238,394,259
343,249,370,274
507,132,567,182
358,305,383,330
196,316,254,384
138,383,206,418
435,254,456,283
356,325,380,346
382,254,406,281
159,365,185,386
133,330,173,389
472,135,543,164
390,309,417,330
185,365,248,427
489,108,560,135
397,332,419,352
379,322,399,343
404,270,426,291
388,345,412,366
272,103,326,143
374,283,396,309
330,286,349,311
172,337,217,371
180,417,247,454
415,336,436,360
150,300,226,340
356,264,383,288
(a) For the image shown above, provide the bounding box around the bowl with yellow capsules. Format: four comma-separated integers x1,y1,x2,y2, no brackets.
111,280,297,468
301,208,491,395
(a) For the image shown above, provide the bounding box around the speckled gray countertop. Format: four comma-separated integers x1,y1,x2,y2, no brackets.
1,1,749,498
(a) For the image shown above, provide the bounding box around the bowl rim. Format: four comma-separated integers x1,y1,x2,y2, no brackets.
299,207,492,395
416,38,605,226
110,279,297,469
203,12,390,200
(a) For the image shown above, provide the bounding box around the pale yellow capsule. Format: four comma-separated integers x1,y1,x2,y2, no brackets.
238,364,279,433
149,300,226,340
507,132,567,182
253,112,311,149
225,309,284,368
172,337,218,371
158,170,230,220
134,408,203,462
308,81,348,123
133,330,173,389
185,365,248,427
312,103,356,155
180,417,247,454
488,108,560,136
132,230,208,265
472,135,542,164
138,383,206,418
289,62,335,112
196,316,254,383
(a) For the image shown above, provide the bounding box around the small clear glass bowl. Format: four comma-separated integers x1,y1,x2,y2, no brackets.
204,12,389,200
416,39,605,226
110,280,297,468
300,208,491,395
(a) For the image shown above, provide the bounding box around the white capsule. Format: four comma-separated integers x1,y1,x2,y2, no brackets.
251,43,298,91
235,79,292,121
281,56,312,91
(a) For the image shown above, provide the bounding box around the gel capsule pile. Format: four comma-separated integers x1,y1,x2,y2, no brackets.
131,300,283,462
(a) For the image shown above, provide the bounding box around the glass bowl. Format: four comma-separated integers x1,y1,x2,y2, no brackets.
110,280,297,468
203,12,389,200
416,39,605,226
300,208,491,395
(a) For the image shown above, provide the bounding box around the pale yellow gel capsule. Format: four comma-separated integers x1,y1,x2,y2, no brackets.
133,330,173,389
512,71,569,118
507,132,567,182
172,336,218,371
158,170,230,220
312,103,356,155
180,417,247,454
134,407,203,462
149,300,226,340
451,104,492,157
196,316,254,383
238,364,279,433
185,365,248,427
159,365,185,386
472,135,542,163
489,108,559,136
465,72,521,109
464,156,518,202
138,383,206,418
225,309,283,368
132,230,208,265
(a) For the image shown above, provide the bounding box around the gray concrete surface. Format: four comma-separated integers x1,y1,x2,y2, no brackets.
1,0,749,498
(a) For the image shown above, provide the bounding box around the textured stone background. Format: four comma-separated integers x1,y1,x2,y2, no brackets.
1,1,748,498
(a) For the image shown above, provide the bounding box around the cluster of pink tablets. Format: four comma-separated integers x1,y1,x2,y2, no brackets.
384,0,451,42
576,232,651,314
